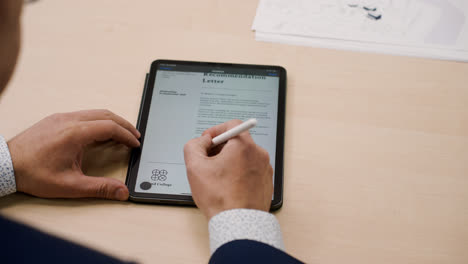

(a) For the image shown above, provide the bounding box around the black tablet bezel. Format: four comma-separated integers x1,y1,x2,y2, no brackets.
126,60,286,210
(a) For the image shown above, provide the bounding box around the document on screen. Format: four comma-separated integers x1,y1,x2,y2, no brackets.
135,67,280,195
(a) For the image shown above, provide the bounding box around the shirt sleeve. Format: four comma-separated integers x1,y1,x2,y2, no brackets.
208,208,284,254
0,135,16,197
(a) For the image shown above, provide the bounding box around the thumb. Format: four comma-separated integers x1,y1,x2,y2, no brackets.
184,134,212,162
74,175,129,201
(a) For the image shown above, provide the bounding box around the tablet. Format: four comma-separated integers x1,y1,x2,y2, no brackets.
126,60,286,210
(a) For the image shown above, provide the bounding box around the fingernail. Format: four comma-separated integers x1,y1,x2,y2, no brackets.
115,188,128,201
136,130,141,138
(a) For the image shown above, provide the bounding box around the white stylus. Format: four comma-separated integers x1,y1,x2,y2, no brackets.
211,118,258,147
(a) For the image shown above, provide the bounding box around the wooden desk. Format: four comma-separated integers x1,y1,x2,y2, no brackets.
1,0,467,263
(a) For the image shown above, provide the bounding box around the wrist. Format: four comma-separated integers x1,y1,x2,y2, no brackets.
205,204,270,220
0,135,17,196
7,139,26,192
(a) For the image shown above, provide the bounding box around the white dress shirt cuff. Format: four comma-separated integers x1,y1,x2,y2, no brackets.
208,208,284,254
0,135,16,197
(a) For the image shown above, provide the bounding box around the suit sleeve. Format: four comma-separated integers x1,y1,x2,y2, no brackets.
209,240,304,264
0,215,135,263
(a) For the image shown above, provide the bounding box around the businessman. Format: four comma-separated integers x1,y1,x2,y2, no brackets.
0,0,302,263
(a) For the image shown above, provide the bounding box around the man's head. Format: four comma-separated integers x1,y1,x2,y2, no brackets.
0,0,22,94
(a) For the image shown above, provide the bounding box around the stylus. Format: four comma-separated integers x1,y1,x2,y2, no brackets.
211,118,258,147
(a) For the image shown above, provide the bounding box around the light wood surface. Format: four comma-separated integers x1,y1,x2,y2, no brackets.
1,0,467,263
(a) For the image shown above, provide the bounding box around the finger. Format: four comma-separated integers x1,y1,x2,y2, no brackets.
184,134,212,164
267,164,274,181
73,109,140,138
71,175,129,201
202,119,243,138
258,145,271,164
78,120,140,148
208,142,225,157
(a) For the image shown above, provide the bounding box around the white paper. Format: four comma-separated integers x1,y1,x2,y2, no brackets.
252,0,468,61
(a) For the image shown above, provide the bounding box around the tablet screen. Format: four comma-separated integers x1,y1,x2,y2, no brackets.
134,63,281,196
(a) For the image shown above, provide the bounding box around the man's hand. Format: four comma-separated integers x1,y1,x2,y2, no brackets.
184,120,273,220
7,110,140,201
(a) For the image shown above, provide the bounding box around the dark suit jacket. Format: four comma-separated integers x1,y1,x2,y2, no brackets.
0,215,303,263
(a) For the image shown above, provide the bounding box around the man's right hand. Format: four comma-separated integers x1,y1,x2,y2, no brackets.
183,120,273,220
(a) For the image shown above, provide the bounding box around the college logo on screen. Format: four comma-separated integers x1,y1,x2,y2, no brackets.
151,169,168,181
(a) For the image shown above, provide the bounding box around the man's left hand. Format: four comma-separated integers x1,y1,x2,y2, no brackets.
7,109,140,201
